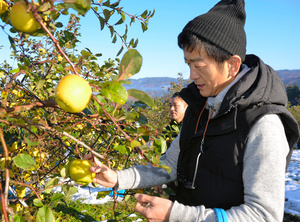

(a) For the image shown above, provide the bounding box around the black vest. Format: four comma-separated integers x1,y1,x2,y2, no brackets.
176,100,298,209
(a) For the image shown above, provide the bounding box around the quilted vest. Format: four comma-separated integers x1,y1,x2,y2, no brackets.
176,98,298,209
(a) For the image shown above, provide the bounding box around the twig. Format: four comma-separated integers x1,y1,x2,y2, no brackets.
92,95,131,141
37,124,106,161
31,4,79,75
0,128,10,221
0,181,9,222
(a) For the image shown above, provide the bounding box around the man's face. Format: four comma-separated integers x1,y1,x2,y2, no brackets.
184,48,234,97
170,97,187,123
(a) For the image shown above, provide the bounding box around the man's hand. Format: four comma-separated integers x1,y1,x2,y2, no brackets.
134,193,173,222
84,154,118,188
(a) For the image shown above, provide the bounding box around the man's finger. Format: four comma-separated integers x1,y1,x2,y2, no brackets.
134,198,149,217
134,193,153,203
90,166,105,173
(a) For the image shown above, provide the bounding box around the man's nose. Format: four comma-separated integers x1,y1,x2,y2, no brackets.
189,65,198,80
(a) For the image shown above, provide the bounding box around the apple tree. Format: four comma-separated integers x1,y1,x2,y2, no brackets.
0,0,169,221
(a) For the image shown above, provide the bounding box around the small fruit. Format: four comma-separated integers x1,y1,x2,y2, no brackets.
8,141,18,152
16,186,26,199
57,54,63,62
69,159,95,185
55,74,92,113
10,1,41,33
0,0,8,14
39,48,46,54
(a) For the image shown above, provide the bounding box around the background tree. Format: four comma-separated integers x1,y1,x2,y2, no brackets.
144,73,191,136
286,82,300,106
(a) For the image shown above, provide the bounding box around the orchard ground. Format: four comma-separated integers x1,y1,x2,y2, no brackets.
51,149,300,220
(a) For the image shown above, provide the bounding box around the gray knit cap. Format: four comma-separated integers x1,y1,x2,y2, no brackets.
179,0,247,61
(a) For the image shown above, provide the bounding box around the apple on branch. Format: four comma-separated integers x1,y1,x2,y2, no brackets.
0,0,8,15
69,159,96,185
9,1,41,33
55,74,92,113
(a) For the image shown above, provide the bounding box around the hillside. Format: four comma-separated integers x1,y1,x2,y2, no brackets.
277,69,300,86
124,69,300,97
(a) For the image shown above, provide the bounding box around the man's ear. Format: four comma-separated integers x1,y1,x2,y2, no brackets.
228,55,242,77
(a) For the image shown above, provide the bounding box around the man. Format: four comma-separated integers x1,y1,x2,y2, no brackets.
163,92,188,148
86,0,299,221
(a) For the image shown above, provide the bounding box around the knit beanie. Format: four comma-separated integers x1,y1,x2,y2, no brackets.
179,0,246,61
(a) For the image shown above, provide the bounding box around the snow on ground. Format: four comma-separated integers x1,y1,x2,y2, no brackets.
67,149,300,217
285,149,300,216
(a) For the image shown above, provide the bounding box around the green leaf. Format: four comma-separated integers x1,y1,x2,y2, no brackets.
115,17,124,25
119,49,142,80
64,0,91,14
116,46,124,57
12,154,36,171
113,144,128,154
141,10,148,19
103,9,114,21
50,193,65,202
128,89,154,108
13,214,26,222
101,81,128,104
141,22,148,32
33,198,44,207
36,206,55,222
153,136,167,154
102,0,110,7
130,140,141,149
8,36,16,53
44,178,59,194
137,113,148,125
10,68,20,74
81,49,91,58
25,137,39,146
99,16,105,30
124,194,131,201
60,167,67,178
109,25,114,37
96,190,111,199
62,184,77,199
112,34,117,43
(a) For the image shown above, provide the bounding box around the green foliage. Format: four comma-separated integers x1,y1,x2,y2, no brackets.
287,103,300,126
52,198,147,222
0,0,159,221
286,82,300,106
143,73,191,136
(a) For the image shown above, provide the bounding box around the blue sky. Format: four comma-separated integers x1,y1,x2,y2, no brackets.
1,0,300,80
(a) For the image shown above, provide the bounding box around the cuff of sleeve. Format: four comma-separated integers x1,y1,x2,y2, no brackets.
116,168,138,190
169,201,184,221
169,201,216,222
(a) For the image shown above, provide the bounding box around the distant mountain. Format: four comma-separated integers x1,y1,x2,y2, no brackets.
124,77,178,97
276,69,300,86
124,70,300,98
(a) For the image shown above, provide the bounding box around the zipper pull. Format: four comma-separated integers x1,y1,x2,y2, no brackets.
200,139,204,153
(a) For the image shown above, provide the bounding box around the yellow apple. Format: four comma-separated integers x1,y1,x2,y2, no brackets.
55,74,92,113
57,54,63,62
10,1,41,33
69,159,95,185
0,0,8,15
16,186,26,199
